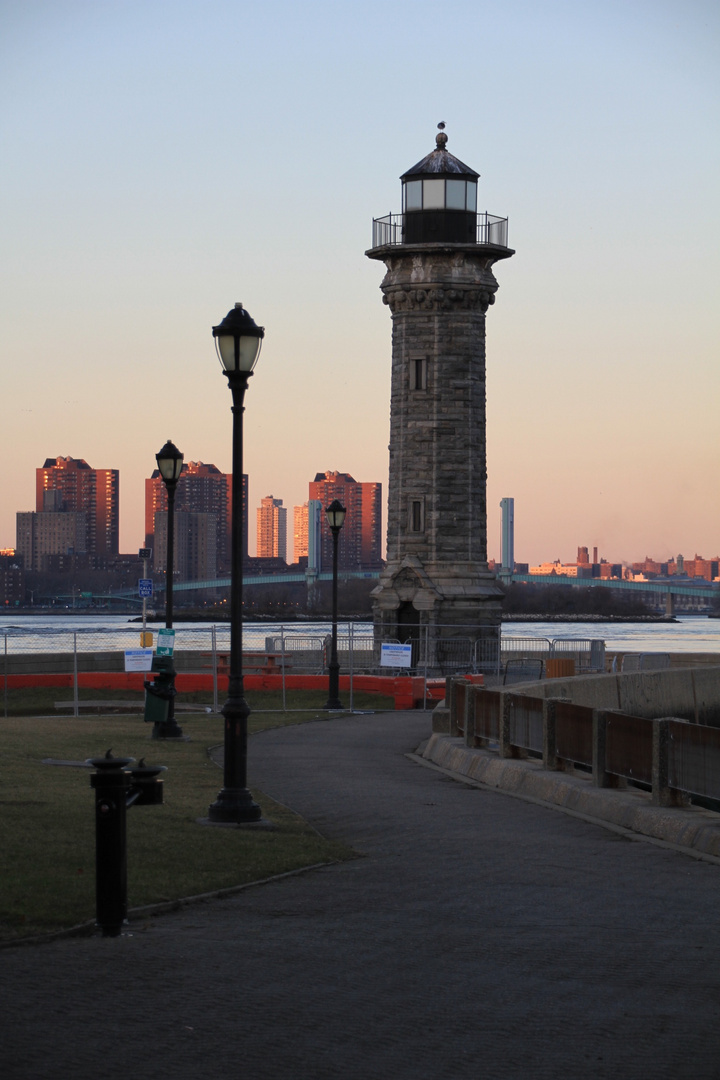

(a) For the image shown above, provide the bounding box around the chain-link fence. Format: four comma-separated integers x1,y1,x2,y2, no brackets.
0,623,607,715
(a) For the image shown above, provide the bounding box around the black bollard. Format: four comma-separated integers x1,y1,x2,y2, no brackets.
88,752,166,937
89,752,134,937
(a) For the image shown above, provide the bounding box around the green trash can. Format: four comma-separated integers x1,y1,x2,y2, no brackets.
143,655,175,725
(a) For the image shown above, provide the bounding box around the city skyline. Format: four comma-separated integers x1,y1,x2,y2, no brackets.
1,2,718,565
10,446,719,574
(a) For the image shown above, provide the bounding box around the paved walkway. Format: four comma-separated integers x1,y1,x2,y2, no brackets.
2,712,720,1079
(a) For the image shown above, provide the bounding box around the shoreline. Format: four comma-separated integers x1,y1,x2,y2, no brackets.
501,613,678,624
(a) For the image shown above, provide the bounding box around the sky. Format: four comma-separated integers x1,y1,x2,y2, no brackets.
0,0,718,566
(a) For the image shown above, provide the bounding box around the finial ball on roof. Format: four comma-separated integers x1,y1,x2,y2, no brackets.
436,122,448,149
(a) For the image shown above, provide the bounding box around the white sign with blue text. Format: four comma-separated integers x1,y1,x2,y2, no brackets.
380,642,413,668
124,649,154,673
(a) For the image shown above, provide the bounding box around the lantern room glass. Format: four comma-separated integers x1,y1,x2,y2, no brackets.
403,178,479,212
446,180,466,209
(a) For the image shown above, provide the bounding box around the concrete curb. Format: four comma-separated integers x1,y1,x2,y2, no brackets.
421,732,720,861
0,860,342,951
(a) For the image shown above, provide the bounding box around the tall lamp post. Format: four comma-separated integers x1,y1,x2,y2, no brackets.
324,499,346,711
208,303,264,824
155,439,184,739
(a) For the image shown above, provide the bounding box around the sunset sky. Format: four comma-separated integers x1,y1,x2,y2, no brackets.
1,0,718,566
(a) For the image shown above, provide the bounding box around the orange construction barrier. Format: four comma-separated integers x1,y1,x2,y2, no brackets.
2,671,458,710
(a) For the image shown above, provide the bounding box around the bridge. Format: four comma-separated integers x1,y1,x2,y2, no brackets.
45,569,718,609
508,573,718,601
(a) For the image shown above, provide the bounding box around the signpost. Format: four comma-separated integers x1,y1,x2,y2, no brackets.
156,628,175,657
380,642,413,668
138,548,152,647
124,649,154,673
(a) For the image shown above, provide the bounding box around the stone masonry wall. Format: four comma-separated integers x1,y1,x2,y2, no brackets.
368,244,507,641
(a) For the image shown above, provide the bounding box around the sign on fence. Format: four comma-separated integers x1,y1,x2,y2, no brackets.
380,642,412,668
124,649,154,672
156,629,176,656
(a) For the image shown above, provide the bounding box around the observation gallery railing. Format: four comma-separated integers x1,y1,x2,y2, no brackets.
371,212,509,249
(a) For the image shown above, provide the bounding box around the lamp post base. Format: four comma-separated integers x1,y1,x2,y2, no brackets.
207,788,262,824
324,660,342,711
151,719,185,740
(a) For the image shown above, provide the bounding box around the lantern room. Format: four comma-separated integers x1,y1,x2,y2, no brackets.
400,124,479,244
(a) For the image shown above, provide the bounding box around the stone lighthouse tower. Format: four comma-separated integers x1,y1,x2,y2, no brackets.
366,126,514,672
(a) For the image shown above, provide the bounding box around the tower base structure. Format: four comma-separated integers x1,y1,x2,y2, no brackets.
372,555,505,676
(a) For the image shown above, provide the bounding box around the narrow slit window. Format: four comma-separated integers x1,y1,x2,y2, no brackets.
411,358,427,390
411,500,423,533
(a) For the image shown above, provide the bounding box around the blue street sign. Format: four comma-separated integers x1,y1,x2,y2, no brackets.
138,578,153,598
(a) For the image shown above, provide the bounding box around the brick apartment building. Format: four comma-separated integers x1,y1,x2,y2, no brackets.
35,456,119,557
146,462,243,571
308,471,382,571
257,496,287,562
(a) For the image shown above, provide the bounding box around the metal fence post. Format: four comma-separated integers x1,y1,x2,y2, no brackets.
652,718,691,807
281,627,287,712
3,633,7,719
73,633,79,717
349,622,354,712
211,625,218,713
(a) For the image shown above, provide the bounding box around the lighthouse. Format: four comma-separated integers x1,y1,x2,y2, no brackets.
366,125,514,672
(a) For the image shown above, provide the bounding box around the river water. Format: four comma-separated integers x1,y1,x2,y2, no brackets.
0,614,717,654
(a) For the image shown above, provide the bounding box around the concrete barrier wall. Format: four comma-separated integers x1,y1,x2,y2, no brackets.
497,666,720,725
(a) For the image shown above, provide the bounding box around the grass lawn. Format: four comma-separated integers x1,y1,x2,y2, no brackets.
1,685,396,716
0,693,396,943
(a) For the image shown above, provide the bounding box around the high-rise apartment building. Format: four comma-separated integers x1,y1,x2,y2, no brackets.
16,510,88,571
36,456,119,556
308,472,382,571
293,500,323,567
500,498,514,573
293,503,309,563
145,462,241,570
153,511,218,581
257,496,287,562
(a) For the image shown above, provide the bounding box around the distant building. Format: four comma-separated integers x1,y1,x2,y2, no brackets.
0,553,24,605
529,560,588,578
153,511,218,581
308,471,382,571
599,561,622,580
16,510,88,571
293,500,323,568
500,498,514,573
681,555,719,582
146,462,237,571
293,503,309,563
36,456,119,556
257,496,287,562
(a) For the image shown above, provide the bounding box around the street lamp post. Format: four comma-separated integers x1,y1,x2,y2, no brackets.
208,303,264,824
324,499,346,711
154,439,184,740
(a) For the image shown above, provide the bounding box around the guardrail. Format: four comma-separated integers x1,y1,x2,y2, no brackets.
371,212,509,249
443,681,720,808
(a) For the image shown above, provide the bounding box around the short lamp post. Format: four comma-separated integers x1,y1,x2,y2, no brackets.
207,303,264,824
155,439,184,739
324,499,346,711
